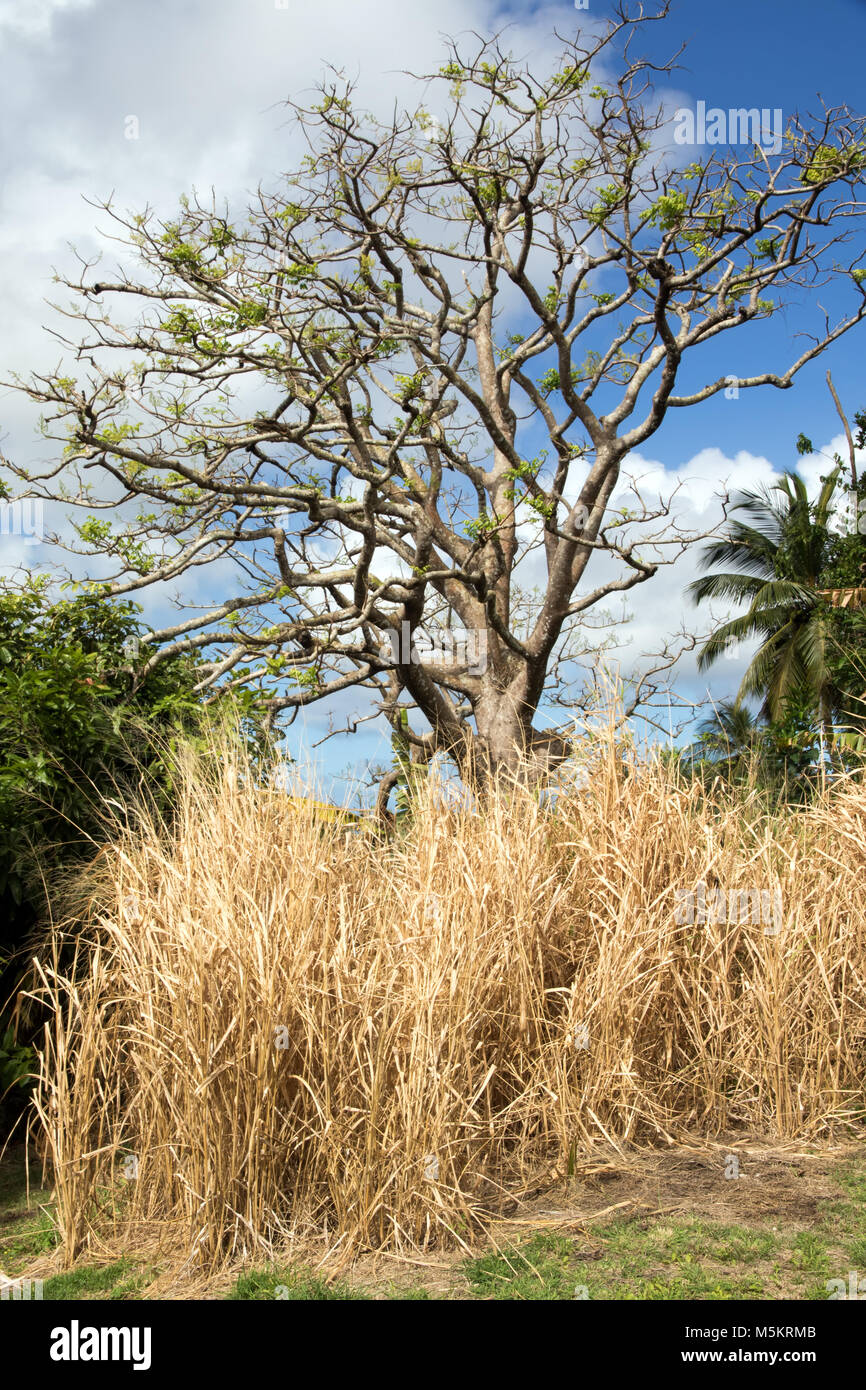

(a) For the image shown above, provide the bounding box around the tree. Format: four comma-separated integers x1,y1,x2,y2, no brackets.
815,401,866,736
5,5,866,786
687,697,766,771
0,578,271,1138
689,454,866,745
689,470,841,736
0,576,264,931
825,601,866,740
683,693,837,791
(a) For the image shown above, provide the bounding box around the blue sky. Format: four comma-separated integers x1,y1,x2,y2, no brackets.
636,0,866,464
0,0,863,798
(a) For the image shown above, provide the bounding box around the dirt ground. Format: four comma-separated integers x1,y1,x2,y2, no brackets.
340,1138,857,1299
3,1134,861,1300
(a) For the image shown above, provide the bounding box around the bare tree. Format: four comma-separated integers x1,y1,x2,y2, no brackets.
6,4,866,783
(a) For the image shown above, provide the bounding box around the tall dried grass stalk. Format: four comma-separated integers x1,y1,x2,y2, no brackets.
29,734,866,1268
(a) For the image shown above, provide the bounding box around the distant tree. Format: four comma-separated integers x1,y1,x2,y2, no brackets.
816,402,866,736
688,698,765,768
689,469,848,744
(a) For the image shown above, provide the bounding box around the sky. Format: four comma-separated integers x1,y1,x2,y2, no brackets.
0,0,864,796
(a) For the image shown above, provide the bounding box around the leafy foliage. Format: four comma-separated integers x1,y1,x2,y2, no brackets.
690,466,865,740
0,576,267,930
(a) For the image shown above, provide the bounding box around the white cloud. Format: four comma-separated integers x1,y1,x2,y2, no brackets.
0,0,96,41
512,431,857,731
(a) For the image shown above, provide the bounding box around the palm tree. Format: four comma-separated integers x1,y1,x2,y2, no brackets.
688,699,766,766
689,468,842,742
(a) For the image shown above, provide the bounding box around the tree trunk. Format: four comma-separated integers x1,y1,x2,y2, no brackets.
819,688,838,775
470,683,571,787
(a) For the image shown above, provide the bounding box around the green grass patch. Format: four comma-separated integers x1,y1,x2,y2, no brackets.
461,1222,776,1301
0,1145,57,1275
227,1267,371,1300
42,1259,139,1301
463,1232,580,1300
790,1230,831,1276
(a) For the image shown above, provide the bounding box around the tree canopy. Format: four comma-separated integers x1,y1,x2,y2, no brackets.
6,5,866,782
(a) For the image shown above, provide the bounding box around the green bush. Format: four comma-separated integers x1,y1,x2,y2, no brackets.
0,576,268,921
0,575,272,1134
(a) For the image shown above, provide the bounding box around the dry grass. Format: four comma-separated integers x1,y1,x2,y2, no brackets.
27,733,866,1271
